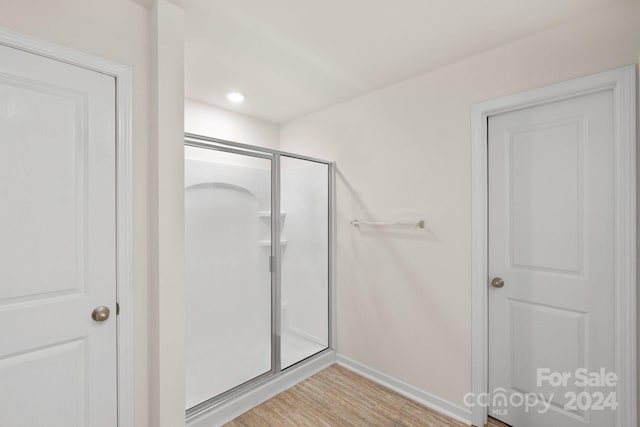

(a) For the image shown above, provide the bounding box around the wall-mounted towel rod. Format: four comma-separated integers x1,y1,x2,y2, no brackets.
351,219,425,229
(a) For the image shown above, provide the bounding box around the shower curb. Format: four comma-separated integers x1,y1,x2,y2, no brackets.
187,350,336,427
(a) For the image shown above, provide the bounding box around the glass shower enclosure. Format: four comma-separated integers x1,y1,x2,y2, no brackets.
184,134,334,418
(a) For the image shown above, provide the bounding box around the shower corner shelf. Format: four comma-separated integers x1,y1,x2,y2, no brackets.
259,240,288,246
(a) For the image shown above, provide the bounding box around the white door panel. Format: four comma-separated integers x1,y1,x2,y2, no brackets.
0,43,116,426
489,90,615,426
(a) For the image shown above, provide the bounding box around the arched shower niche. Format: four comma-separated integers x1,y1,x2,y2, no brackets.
184,134,335,421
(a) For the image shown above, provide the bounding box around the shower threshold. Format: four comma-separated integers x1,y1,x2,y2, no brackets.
186,348,336,426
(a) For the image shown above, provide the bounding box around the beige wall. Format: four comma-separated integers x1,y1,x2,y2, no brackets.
0,0,152,425
280,0,640,410
185,98,280,149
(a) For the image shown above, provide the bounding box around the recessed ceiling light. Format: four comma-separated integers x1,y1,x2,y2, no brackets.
227,92,245,103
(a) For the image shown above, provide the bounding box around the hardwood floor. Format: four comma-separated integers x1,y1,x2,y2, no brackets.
226,364,510,426
486,417,511,427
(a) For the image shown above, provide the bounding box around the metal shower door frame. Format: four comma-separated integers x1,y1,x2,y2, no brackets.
184,133,336,420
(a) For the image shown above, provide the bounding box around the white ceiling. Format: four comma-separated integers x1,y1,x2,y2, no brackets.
184,0,625,123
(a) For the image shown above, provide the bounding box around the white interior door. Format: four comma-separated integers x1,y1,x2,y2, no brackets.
488,89,615,426
0,43,117,426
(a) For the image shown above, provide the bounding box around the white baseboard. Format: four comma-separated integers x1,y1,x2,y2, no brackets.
336,353,472,426
187,350,336,427
187,351,472,427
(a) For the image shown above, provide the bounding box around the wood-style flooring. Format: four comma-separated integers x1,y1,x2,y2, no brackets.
486,417,510,427
226,364,511,427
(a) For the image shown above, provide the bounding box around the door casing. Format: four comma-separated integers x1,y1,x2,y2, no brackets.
0,27,134,427
470,65,637,427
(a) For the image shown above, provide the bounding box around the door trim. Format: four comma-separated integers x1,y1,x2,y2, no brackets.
470,65,637,427
0,27,134,427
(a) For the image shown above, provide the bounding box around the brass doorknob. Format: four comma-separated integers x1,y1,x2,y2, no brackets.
92,306,110,322
491,277,505,288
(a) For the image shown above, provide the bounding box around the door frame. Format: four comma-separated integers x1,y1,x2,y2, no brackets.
470,65,637,427
0,27,134,427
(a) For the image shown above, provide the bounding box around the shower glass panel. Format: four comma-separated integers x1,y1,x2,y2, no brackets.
184,145,272,409
280,156,330,369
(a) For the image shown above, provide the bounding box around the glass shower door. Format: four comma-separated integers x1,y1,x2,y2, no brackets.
280,156,330,368
184,145,273,410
